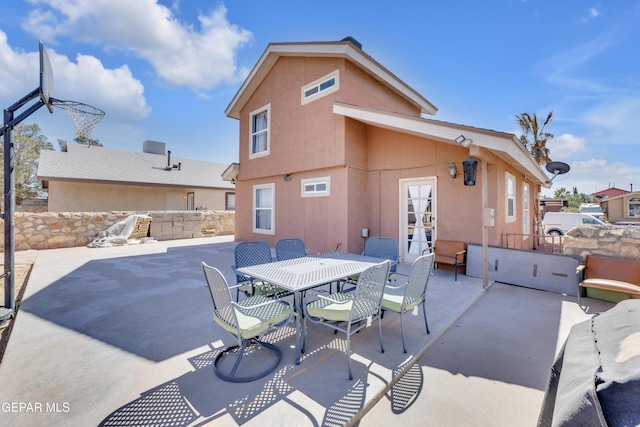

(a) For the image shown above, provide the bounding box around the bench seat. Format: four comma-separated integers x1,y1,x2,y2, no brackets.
577,254,640,305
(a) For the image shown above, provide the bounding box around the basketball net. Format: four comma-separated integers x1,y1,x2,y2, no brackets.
52,100,105,139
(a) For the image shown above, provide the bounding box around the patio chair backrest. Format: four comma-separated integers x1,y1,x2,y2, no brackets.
234,240,273,283
404,253,435,306
351,260,391,323
364,236,399,273
202,262,239,333
275,238,308,261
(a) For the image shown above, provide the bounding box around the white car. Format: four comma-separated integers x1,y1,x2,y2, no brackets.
543,212,605,236
578,203,605,221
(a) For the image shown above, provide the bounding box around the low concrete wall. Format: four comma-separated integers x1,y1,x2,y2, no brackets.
0,210,235,251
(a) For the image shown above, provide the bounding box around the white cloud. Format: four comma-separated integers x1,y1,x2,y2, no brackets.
548,133,587,160
0,31,149,123
581,6,601,23
22,0,253,90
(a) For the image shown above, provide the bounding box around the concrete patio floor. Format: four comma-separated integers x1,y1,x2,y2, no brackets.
0,236,614,426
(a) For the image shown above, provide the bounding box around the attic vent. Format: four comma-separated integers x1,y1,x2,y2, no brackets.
341,36,362,50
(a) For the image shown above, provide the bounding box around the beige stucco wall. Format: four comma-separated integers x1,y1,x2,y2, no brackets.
47,181,231,212
602,194,640,224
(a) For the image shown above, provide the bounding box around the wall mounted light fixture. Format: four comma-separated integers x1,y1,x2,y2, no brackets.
463,157,478,186
448,163,457,183
455,134,473,148
283,173,291,181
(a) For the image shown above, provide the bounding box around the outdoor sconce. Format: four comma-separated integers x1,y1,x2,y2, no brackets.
448,163,457,183
283,173,291,181
361,228,369,238
463,157,478,186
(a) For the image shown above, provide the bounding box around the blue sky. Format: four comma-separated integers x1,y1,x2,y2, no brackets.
1,0,639,197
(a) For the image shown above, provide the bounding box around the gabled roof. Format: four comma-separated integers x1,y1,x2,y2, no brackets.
333,102,550,187
599,191,640,203
225,39,438,119
37,143,235,190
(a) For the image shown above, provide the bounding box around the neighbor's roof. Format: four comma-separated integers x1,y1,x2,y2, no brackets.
332,102,551,187
225,39,438,119
37,143,235,190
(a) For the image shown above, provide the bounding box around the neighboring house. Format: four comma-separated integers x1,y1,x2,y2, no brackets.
599,192,640,224
593,187,630,200
223,38,549,262
38,141,235,212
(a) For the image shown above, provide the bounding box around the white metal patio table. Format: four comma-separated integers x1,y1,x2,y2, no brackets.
236,253,384,364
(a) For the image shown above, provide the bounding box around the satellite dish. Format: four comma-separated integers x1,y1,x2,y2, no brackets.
545,161,570,182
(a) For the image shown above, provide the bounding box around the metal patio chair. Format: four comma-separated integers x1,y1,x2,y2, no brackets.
275,238,308,261
344,236,399,290
202,262,292,382
232,240,276,299
381,252,434,353
304,260,391,380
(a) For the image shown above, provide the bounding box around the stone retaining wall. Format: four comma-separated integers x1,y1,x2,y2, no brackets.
0,210,235,251
563,225,640,261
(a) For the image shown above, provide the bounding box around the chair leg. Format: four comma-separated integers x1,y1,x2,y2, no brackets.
400,312,407,354
346,333,353,381
214,338,281,383
379,314,385,354
423,303,430,335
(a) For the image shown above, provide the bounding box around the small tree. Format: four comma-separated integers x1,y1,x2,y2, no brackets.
516,111,553,165
58,135,103,152
0,123,54,204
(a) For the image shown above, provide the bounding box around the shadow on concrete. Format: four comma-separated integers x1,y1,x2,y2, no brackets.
20,242,238,362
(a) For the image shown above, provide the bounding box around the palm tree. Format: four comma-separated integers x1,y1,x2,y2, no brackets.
515,111,553,165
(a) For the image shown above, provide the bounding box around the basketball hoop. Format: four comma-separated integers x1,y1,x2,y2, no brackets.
51,99,105,139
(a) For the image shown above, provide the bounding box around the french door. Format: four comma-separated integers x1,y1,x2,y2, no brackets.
400,178,437,263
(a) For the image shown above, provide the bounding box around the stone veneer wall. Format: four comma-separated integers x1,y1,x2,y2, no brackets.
0,210,235,251
563,225,640,261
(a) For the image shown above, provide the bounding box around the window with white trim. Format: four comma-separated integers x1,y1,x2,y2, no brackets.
505,172,516,223
253,183,275,234
628,197,640,218
522,183,530,234
250,104,270,158
301,70,340,105
301,177,331,197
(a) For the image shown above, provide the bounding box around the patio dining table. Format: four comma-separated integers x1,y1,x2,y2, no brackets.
236,252,392,364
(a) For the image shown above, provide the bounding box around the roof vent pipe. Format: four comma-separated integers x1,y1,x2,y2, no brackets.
167,150,171,168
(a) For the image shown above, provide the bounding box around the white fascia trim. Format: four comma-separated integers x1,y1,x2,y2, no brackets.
333,102,549,186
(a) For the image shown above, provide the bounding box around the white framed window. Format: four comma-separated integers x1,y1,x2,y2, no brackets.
505,172,516,223
253,183,275,234
301,177,331,198
301,70,340,105
522,183,530,234
628,197,640,218
249,104,270,158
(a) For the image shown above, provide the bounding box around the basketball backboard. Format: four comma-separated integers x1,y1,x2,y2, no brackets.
39,41,54,113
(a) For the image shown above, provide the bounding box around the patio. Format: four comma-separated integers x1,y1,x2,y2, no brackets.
0,236,613,426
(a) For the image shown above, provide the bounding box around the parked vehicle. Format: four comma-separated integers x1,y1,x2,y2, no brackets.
543,212,605,236
578,203,605,220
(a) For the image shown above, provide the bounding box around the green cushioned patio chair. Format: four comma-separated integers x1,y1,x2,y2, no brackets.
381,253,434,353
232,240,281,299
304,260,390,380
202,262,293,382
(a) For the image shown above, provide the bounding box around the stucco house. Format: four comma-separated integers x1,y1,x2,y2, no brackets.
599,192,640,224
223,38,549,263
38,141,235,212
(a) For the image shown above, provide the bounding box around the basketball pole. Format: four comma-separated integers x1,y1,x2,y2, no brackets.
1,88,46,323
